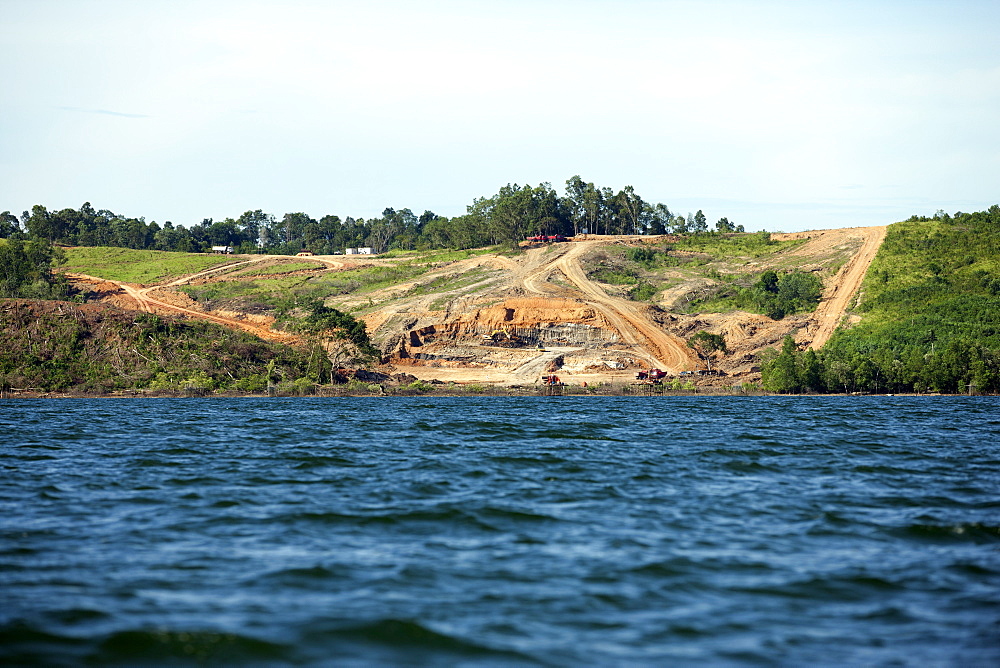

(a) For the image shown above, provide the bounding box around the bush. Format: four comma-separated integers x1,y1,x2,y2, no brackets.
405,380,435,393
629,282,658,301
738,270,822,319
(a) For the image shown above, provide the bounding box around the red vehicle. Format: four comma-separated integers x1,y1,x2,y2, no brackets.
636,369,668,382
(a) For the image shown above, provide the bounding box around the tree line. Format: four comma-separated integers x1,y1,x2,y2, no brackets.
1,176,742,256
0,236,69,299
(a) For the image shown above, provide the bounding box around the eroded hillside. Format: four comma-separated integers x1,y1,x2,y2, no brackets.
63,227,885,387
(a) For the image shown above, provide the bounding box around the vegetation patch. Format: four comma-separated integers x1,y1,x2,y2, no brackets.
628,282,658,301
678,270,822,318
406,267,500,297
233,261,325,277
0,301,313,393
62,247,233,283
590,268,639,285
670,231,806,258
0,237,69,299
180,262,434,313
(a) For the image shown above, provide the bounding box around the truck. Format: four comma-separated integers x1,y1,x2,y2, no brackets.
636,368,669,383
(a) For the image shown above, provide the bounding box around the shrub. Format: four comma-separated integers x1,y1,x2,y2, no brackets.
406,380,435,393
629,282,658,301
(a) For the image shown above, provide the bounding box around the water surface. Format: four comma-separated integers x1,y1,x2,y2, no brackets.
2,397,998,666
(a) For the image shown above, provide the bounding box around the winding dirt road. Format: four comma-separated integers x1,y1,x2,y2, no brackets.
807,226,887,350
69,265,299,343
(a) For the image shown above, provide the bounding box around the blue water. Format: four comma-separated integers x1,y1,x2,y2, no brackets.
1,397,998,666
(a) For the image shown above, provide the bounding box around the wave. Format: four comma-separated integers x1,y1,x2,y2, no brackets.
94,628,290,664
890,521,1000,544
298,618,536,664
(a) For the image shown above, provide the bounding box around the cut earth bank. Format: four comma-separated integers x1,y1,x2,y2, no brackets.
65,227,885,390
341,228,886,388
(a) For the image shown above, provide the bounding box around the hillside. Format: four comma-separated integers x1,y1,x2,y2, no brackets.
20,226,884,391
761,207,1000,394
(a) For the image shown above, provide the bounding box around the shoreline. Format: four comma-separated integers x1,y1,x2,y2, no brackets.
0,389,976,399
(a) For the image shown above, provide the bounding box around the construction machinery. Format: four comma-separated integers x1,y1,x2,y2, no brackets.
636,368,669,383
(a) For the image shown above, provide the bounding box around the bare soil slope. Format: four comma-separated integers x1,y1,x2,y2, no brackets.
66,227,886,386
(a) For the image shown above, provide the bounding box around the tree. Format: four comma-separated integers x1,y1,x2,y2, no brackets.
22,205,55,241
564,176,604,235
649,203,672,234
300,299,380,366
0,237,68,299
758,270,779,293
612,185,645,235
0,211,19,238
687,331,727,371
761,335,801,393
564,175,587,236
692,210,708,234
238,210,274,249
716,217,735,233
798,348,825,392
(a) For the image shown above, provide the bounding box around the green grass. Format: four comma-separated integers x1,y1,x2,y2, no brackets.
590,268,638,285
233,261,325,277
0,306,313,393
406,267,499,297
62,247,235,283
629,282,659,301
378,247,497,263
180,261,435,310
762,207,1000,394
670,232,807,259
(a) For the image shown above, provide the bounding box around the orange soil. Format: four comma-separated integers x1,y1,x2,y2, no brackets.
63,228,888,385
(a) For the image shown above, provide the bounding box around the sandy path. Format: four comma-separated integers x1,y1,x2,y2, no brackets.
160,259,262,287
807,225,887,350
69,272,298,343
135,289,298,343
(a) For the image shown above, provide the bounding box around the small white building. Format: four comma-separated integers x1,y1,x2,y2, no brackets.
345,247,375,255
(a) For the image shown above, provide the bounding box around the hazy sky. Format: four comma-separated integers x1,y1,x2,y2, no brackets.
3,0,998,232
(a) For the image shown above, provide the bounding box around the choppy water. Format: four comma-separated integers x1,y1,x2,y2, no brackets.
1,397,998,667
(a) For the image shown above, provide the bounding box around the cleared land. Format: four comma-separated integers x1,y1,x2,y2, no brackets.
62,227,885,387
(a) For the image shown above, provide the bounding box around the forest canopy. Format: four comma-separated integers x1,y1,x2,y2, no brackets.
1,177,739,256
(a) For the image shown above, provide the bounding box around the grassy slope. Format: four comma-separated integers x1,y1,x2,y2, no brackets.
178,250,492,313
61,247,237,283
232,261,325,276
836,212,1000,350
765,208,1000,393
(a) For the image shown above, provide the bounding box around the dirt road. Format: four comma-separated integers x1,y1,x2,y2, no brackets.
520,241,694,372
807,226,887,350
69,271,298,343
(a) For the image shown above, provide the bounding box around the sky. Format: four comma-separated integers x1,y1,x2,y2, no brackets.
2,0,998,232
